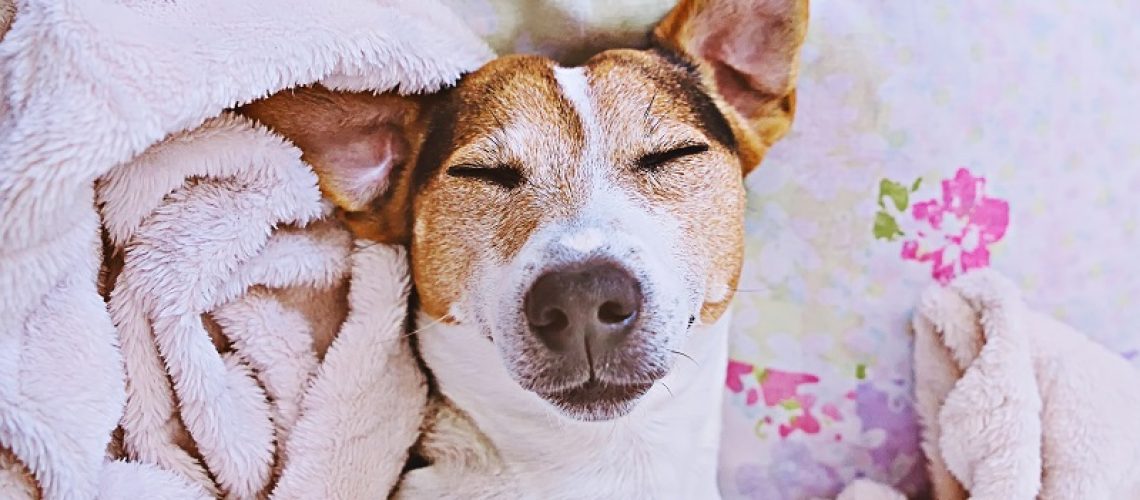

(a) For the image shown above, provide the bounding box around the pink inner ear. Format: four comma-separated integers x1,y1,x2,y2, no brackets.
703,33,776,118
689,0,800,118
312,125,409,211
708,24,790,93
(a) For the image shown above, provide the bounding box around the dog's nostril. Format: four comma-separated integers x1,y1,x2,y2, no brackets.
531,307,570,332
529,307,572,351
597,300,635,325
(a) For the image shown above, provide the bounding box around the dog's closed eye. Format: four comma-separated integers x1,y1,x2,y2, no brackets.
446,164,524,189
636,143,710,172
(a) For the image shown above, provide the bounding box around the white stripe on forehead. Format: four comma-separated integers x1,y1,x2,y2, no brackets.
552,66,593,128
552,66,609,251
552,62,652,222
552,66,601,160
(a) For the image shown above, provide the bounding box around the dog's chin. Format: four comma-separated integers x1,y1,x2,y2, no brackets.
536,380,653,422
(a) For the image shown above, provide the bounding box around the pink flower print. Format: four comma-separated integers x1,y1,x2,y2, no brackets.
821,403,843,421
901,168,1009,284
726,359,755,393
759,369,823,438
726,360,766,407
727,363,839,438
777,393,822,438
745,388,760,405
758,369,820,405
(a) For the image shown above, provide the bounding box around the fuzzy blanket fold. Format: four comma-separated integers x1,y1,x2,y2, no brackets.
98,114,428,498
0,0,492,497
831,269,1140,500
912,270,1140,500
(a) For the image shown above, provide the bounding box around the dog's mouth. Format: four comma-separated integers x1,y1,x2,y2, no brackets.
536,378,654,421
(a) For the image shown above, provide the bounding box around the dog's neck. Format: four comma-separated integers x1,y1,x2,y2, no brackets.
415,310,730,498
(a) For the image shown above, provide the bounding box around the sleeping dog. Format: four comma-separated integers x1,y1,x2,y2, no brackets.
242,0,808,496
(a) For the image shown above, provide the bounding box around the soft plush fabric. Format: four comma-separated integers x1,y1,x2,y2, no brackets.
912,269,1140,500
438,0,675,65
827,269,1140,500
826,479,906,500
97,116,426,498
0,0,491,497
437,2,1140,497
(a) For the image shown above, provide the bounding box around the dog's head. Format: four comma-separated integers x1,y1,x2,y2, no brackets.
243,0,808,421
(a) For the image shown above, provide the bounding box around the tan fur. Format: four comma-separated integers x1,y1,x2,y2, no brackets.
241,0,808,350
0,446,40,499
0,0,14,43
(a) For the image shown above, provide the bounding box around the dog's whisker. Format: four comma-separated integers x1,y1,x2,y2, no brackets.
401,314,454,339
669,349,699,367
659,382,674,398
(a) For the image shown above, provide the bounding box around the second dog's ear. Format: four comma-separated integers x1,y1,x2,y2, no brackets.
239,87,429,243
653,0,809,173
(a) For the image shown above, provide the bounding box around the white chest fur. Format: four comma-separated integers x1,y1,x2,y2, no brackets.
407,311,731,500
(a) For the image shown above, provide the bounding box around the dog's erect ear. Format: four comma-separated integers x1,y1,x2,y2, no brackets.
653,0,808,173
239,86,428,243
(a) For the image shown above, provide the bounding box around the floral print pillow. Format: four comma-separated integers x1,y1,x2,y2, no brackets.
723,167,1008,499
720,1,1140,497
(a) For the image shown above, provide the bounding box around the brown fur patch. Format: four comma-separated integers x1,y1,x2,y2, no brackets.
410,56,591,319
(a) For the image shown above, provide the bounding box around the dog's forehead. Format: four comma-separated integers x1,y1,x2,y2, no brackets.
433,50,736,164
580,49,736,150
410,51,741,198
449,55,584,145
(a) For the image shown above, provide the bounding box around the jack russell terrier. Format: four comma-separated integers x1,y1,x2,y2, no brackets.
242,0,808,497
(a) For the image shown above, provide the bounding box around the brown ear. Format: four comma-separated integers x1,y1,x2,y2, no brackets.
653,0,808,173
238,86,429,243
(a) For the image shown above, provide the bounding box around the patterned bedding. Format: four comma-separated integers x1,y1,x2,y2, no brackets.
440,1,1140,497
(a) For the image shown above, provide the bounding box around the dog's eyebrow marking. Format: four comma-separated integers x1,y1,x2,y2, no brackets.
488,108,509,150
643,90,657,124
643,90,664,138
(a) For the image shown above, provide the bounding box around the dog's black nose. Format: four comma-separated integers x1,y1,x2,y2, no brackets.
524,261,642,355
